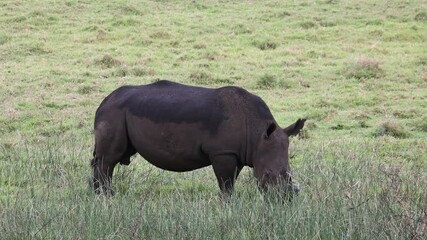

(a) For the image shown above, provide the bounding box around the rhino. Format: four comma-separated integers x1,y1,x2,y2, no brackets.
91,80,305,198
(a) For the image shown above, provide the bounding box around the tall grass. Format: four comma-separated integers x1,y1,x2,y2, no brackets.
1,137,425,239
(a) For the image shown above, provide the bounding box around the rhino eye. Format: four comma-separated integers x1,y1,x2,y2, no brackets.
265,123,276,139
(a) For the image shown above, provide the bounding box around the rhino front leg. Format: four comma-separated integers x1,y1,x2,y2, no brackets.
211,154,243,198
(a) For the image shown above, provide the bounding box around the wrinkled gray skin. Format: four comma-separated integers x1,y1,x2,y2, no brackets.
91,80,305,198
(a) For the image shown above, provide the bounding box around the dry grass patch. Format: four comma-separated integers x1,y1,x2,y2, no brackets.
375,119,409,138
415,117,427,132
414,12,427,21
95,55,125,68
256,74,278,89
344,56,384,80
252,39,277,50
190,71,212,84
150,31,171,39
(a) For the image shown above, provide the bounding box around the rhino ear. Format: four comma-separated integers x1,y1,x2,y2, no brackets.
265,122,277,139
283,119,306,136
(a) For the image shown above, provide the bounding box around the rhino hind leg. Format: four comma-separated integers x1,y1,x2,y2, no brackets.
92,157,116,195
92,120,134,195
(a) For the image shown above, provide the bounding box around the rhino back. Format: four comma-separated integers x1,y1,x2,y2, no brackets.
116,81,226,133
95,80,274,133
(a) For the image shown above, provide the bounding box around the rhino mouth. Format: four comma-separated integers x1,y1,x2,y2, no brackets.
288,182,300,194
281,172,300,194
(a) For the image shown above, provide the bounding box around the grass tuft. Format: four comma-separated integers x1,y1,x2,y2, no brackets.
233,24,252,34
111,18,140,27
366,19,383,26
375,119,409,138
281,11,292,17
300,21,317,29
120,5,143,15
299,129,310,139
131,67,146,77
78,85,95,95
95,29,108,41
415,117,427,132
24,42,50,55
150,31,171,39
344,56,384,80
110,66,146,77
193,43,207,49
322,0,338,4
256,74,277,89
190,71,234,85
95,55,125,68
253,40,277,50
190,71,212,84
414,12,426,21
0,32,10,45
319,20,337,27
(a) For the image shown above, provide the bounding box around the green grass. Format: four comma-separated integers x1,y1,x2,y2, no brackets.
0,0,426,239
1,137,426,239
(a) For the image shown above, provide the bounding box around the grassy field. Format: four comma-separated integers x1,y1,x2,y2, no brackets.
1,0,426,239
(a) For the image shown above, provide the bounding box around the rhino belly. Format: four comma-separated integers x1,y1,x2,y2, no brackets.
126,117,212,172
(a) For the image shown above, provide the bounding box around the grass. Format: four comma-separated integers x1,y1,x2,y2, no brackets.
375,118,410,138
343,56,384,80
0,137,426,239
256,74,278,89
0,0,426,239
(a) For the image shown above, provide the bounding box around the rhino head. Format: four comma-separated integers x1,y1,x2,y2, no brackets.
253,118,306,199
